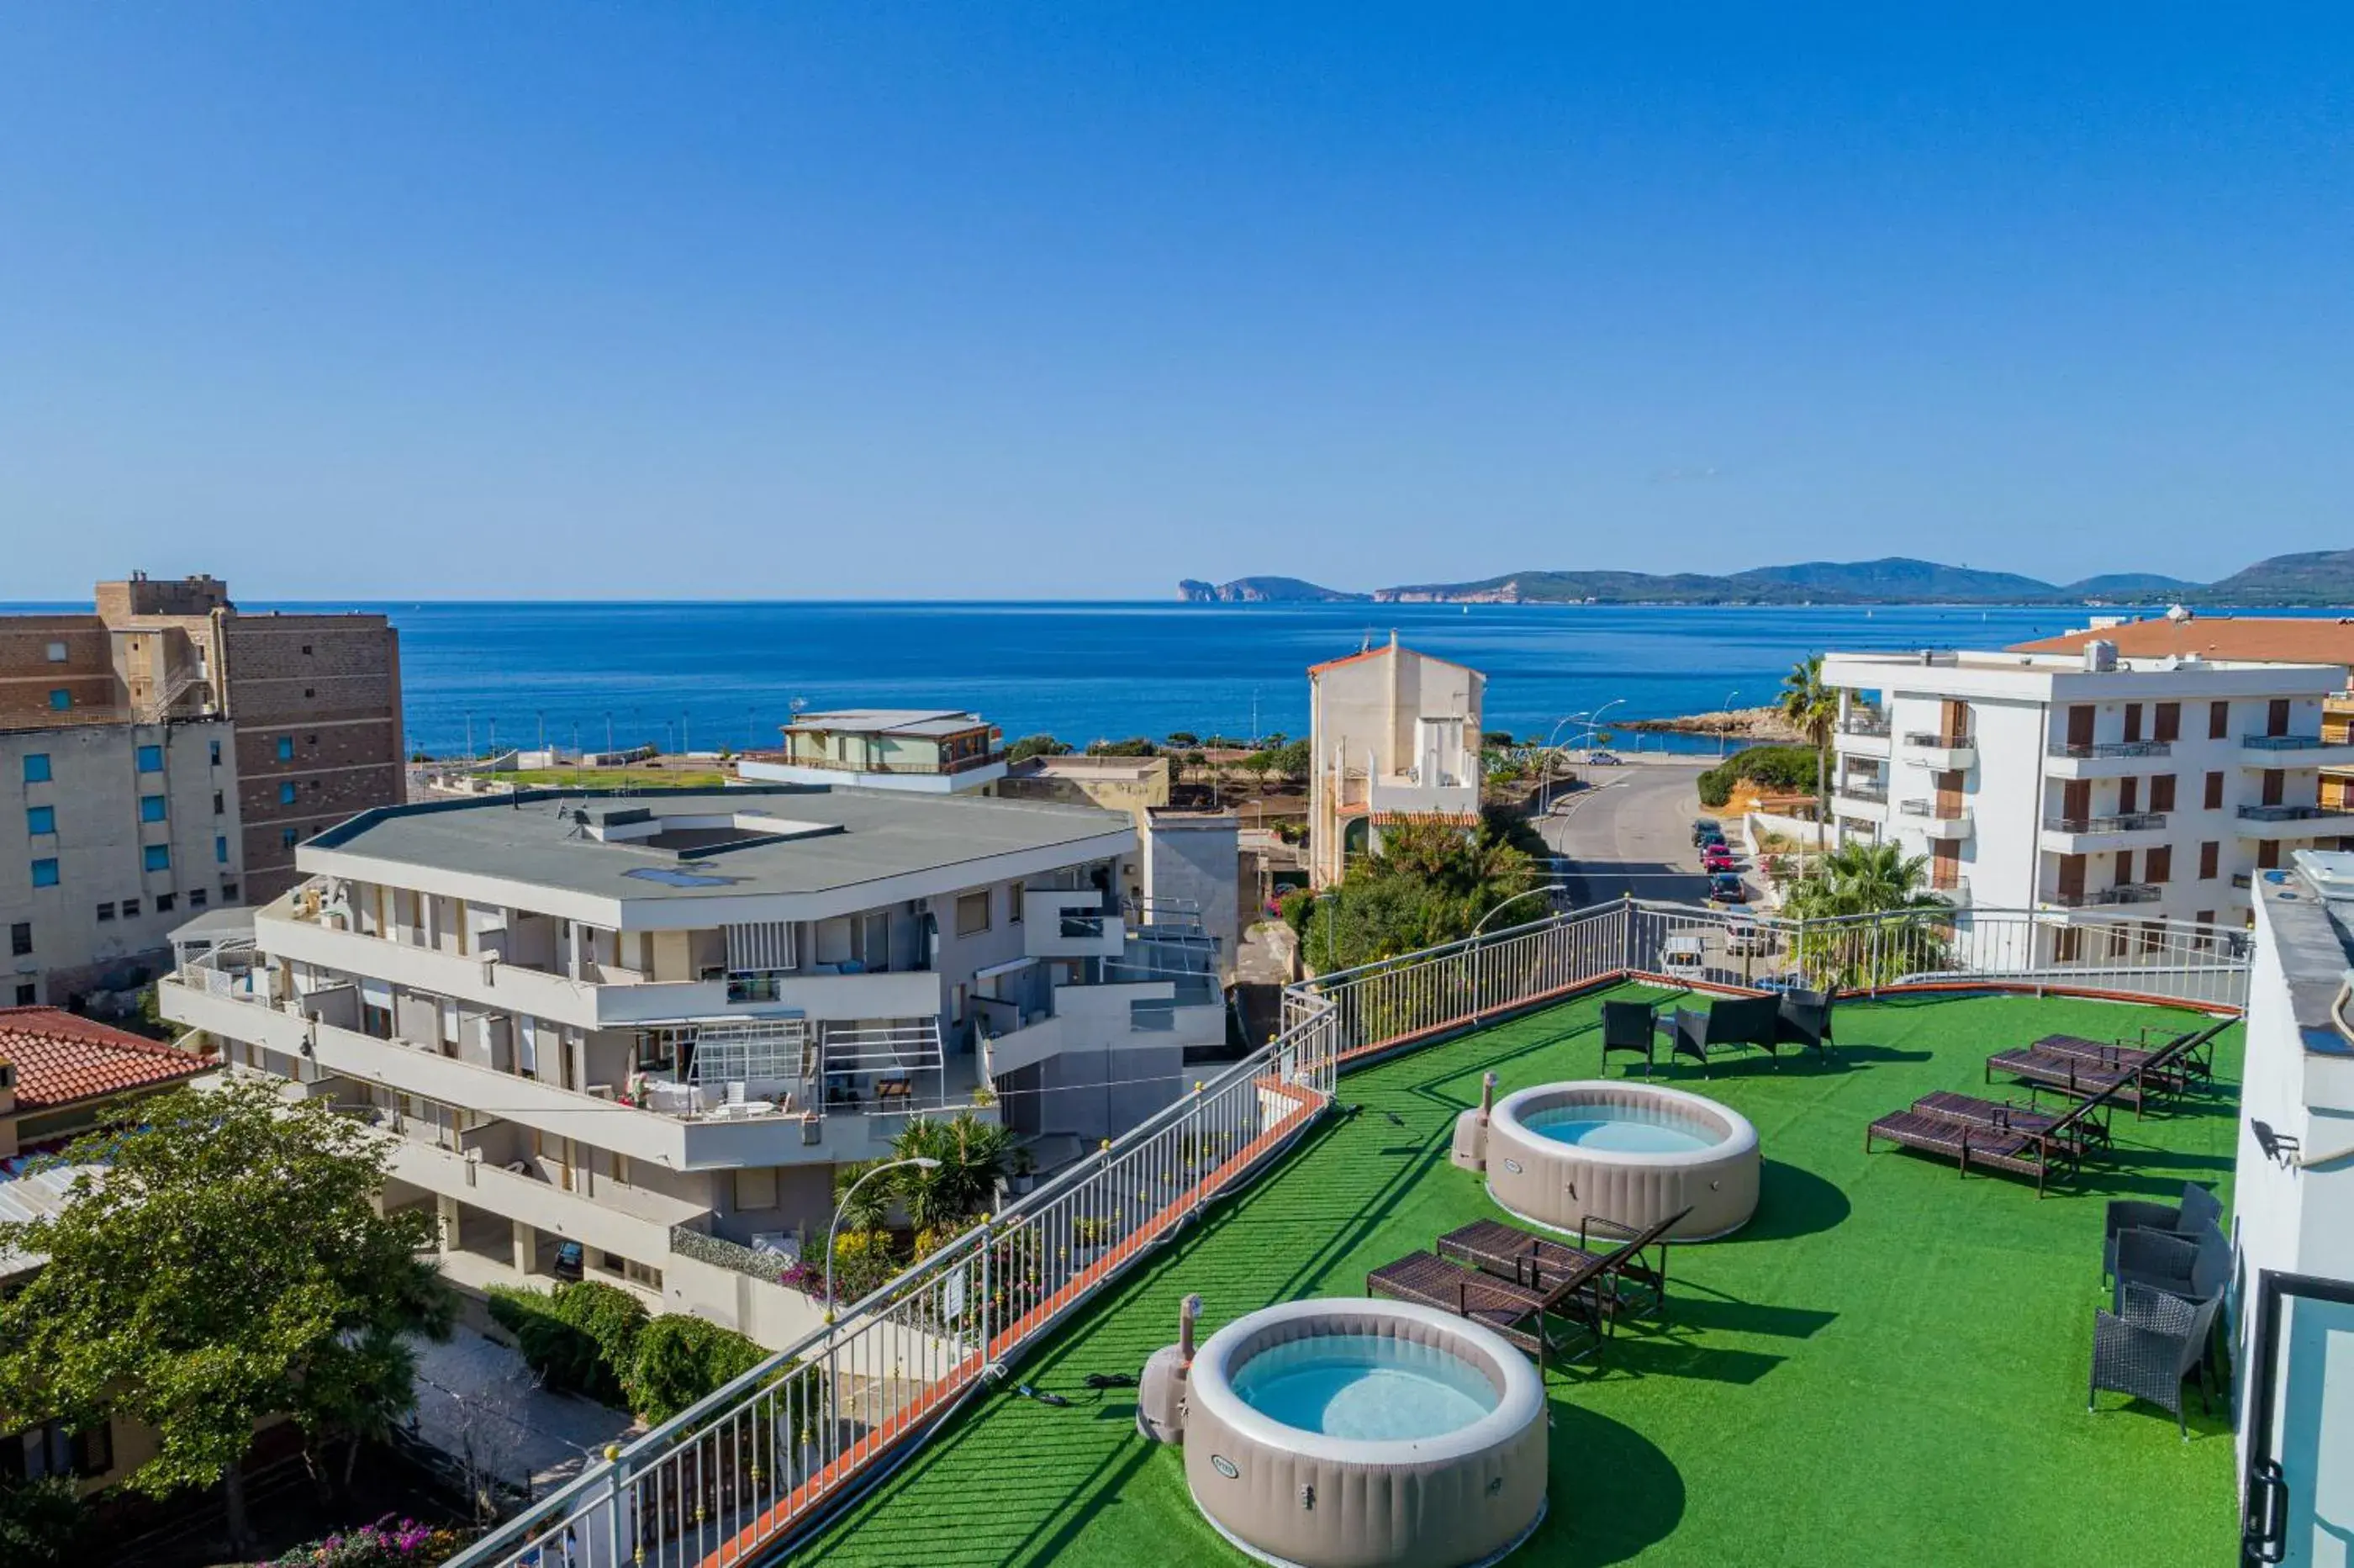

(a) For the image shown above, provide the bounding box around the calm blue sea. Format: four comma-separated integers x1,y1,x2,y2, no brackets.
4,599,2299,758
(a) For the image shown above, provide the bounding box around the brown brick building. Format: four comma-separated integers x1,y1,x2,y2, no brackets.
1,574,404,1005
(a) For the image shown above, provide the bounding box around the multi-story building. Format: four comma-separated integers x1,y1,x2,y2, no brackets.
1307,635,1484,885
1822,646,2354,929
737,709,1005,794
1,574,403,1005
159,785,1224,1347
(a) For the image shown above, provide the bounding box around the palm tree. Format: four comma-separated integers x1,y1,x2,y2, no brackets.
890,1112,1018,1230
1784,841,1953,988
1780,654,1840,847
1783,841,1947,919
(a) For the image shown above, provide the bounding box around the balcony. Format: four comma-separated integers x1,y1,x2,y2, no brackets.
380,1136,710,1264
1366,774,1480,817
1900,732,1977,771
1023,888,1127,958
2045,884,2163,909
2038,811,2171,853
2045,739,2172,779
2241,733,2354,768
1896,799,1971,840
161,959,979,1170
2234,804,2354,841
1833,714,1891,759
1833,778,1889,807
259,905,940,1027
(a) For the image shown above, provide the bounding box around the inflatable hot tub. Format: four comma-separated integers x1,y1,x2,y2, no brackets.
1180,1297,1547,1568
1476,1080,1758,1242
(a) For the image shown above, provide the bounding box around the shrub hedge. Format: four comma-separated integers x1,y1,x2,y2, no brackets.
1696,745,1821,809
487,1281,765,1422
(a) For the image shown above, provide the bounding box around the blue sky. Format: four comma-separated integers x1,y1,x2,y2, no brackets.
3,6,2347,599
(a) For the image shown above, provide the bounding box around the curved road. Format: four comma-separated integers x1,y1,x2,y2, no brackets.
1537,761,1721,909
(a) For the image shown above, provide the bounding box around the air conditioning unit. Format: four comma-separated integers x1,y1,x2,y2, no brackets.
2083,640,2119,673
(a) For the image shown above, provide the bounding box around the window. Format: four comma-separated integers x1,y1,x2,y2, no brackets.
29,858,58,888
136,744,162,773
3,1418,113,1481
2198,842,2219,879
154,892,176,914
215,834,229,864
11,983,31,1006
119,897,139,917
301,644,313,655
2152,702,2181,743
25,805,54,836
955,890,992,937
8,922,28,957
303,688,314,699
213,790,224,815
278,782,298,805
95,902,114,921
43,641,66,663
2209,700,2230,740
46,689,70,711
282,827,299,849
2145,846,2172,884
2196,911,2215,927
143,843,171,873
1009,879,1025,922
276,736,294,762
22,754,49,784
2114,850,2135,885
208,739,221,766
2150,774,2177,813
2204,771,2225,810
140,795,167,822
188,887,208,910
220,880,238,900
2122,703,2143,742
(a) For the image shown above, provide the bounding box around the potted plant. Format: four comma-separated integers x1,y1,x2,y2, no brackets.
1010,1146,1036,1196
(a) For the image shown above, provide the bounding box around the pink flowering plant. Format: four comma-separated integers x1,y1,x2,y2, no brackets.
262,1516,468,1566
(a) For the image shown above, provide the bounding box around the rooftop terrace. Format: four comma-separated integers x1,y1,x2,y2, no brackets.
786,985,2241,1567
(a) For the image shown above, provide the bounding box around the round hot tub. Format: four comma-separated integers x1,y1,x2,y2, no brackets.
1182,1297,1547,1568
1486,1080,1758,1242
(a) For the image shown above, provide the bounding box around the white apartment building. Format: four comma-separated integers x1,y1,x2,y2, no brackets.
1822,647,2354,929
736,709,1006,794
159,785,1223,1349
2230,852,2354,1561
1308,635,1484,885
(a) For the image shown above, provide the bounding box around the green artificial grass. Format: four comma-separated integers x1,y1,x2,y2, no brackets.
786,987,2243,1568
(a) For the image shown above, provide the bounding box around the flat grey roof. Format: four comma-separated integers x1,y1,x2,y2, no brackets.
305,786,1130,901
784,709,987,738
169,906,258,942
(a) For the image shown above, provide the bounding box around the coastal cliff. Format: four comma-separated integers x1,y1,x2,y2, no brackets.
1177,577,1367,603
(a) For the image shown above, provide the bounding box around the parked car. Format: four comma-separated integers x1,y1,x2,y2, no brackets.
1709,874,1748,903
1698,827,1728,849
1586,751,1623,766
552,1240,585,1282
1690,818,1722,845
1724,917,1776,956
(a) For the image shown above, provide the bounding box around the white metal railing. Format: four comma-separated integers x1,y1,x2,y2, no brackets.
435,894,2246,1568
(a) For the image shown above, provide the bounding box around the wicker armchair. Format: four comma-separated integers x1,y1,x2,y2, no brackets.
2102,1182,2225,1282
1773,986,1838,1056
2089,1282,2222,1437
2111,1220,2229,1312
1602,1000,1658,1076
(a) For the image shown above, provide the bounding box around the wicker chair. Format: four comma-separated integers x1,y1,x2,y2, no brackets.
1773,986,1837,1056
2103,1182,2225,1282
1602,1000,1659,1076
2112,1220,2229,1312
2089,1282,2222,1437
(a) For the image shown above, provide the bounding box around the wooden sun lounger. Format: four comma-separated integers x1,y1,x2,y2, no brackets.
2030,1018,2225,1088
1911,1089,2109,1158
1983,1025,2204,1117
1866,1077,2120,1196
1435,1208,1686,1331
1365,1249,1605,1373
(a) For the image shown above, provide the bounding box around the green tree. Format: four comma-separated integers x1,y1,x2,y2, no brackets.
1284,810,1538,971
889,1112,1017,1229
1780,653,1840,842
0,1079,453,1552
1005,734,1071,763
0,1477,86,1567
1782,841,1953,987
627,1317,768,1424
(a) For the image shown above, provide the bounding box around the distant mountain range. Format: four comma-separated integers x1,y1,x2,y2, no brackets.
1175,551,2354,608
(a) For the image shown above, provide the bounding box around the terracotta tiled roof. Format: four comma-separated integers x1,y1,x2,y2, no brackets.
1306,642,1479,677
0,1007,211,1111
2008,617,2354,669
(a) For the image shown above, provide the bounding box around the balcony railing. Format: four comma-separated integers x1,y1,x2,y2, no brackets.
2051,740,2171,760
2042,812,2167,834
2241,733,2331,751
1899,799,1967,821
1836,780,1889,804
1902,732,1973,751
768,749,1005,776
2235,804,2354,823
2047,884,2163,908
1837,714,1891,737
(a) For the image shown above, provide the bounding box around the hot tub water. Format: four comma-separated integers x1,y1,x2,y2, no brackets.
1231,1333,1499,1440
1524,1104,1716,1155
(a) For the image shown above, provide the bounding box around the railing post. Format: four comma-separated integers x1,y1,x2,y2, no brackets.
603,1446,631,1568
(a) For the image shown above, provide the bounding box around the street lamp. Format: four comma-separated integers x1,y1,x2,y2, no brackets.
1472,882,1565,938
1536,712,1589,815
824,1157,942,1313
1584,698,1626,754
1719,689,1740,758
